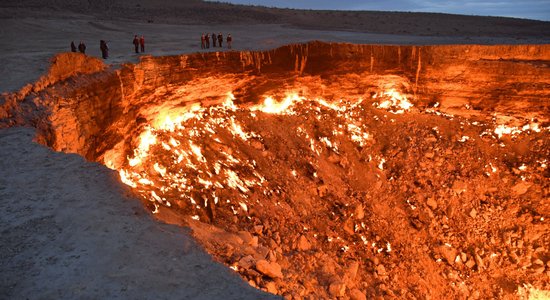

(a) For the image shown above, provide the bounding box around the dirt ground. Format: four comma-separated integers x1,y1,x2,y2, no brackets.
1,1,549,299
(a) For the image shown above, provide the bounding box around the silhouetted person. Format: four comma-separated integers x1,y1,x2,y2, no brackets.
201,33,205,49
78,41,86,54
205,33,210,48
212,32,217,47
133,35,139,53
227,34,232,49
217,33,223,48
140,36,145,52
100,40,109,59
71,41,77,52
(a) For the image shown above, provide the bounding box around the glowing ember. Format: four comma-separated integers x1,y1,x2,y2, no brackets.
458,136,470,142
251,94,304,114
128,128,157,167
378,158,386,170
494,124,521,138
373,88,414,114
493,121,547,139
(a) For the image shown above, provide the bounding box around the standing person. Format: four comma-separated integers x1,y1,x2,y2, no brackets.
217,32,223,48
71,41,77,52
227,34,232,49
133,35,139,53
205,33,210,48
140,36,145,52
78,41,86,54
201,33,205,49
212,32,217,47
100,40,109,59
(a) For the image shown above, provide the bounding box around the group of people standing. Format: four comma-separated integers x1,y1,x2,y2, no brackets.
71,40,110,59
70,35,146,59
71,31,232,59
132,35,146,53
71,41,87,54
201,32,232,49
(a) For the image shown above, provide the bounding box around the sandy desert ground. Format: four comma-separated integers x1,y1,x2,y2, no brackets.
1,1,549,299
2,1,549,93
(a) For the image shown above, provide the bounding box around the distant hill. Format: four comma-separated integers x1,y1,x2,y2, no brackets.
1,0,549,38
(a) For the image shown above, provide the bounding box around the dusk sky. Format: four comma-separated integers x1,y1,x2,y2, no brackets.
210,0,550,21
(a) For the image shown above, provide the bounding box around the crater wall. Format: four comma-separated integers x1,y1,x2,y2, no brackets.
1,41,549,299
1,41,548,161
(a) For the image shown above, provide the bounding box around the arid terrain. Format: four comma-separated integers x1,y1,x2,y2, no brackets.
1,1,549,299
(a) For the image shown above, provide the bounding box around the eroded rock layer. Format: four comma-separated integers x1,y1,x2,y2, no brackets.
2,42,548,161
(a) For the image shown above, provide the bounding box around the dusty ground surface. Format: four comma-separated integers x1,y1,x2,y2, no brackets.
0,127,275,300
1,1,549,299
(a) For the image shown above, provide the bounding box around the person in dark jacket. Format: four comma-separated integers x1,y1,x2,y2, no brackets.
217,33,223,48
100,40,109,59
71,41,77,52
227,34,232,49
212,32,217,47
133,35,139,53
205,33,210,48
140,36,145,52
78,41,86,54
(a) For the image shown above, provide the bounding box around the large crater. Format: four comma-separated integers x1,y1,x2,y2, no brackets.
1,41,549,299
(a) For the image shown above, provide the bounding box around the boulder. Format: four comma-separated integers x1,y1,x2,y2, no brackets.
297,235,311,251
256,259,283,279
329,282,346,298
350,288,367,300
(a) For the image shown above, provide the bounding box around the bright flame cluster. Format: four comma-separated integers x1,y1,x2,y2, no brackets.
108,89,412,216
109,87,547,219
372,88,414,114
493,122,543,138
115,94,268,215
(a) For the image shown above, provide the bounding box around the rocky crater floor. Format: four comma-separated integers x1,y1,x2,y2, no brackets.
1,42,549,299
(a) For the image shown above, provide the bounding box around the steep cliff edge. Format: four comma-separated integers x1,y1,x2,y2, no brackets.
0,52,105,129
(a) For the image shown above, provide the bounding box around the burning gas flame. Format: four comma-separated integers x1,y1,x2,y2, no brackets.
251,93,304,114
373,88,414,114
107,89,413,216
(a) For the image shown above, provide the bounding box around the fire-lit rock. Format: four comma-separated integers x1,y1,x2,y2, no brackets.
255,259,283,279
1,41,549,299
